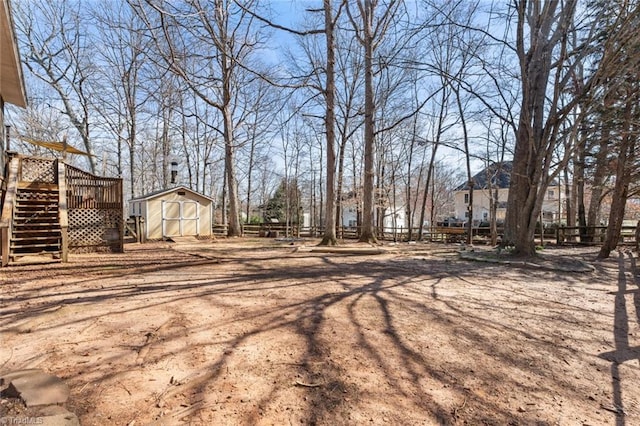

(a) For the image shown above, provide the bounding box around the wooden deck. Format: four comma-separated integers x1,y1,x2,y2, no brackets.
1,154,124,266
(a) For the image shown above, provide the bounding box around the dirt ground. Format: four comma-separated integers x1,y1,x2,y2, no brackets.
1,238,639,425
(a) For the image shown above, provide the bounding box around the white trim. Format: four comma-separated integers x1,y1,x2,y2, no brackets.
130,185,214,203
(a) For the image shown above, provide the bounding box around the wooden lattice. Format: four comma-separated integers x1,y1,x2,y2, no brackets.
21,158,56,183
65,164,124,253
69,208,123,251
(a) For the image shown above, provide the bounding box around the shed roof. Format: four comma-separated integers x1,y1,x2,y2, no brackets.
1,0,27,107
130,186,215,203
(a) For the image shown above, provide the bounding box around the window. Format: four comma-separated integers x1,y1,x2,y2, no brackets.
464,212,469,218
548,190,554,198
483,212,488,219
464,193,469,204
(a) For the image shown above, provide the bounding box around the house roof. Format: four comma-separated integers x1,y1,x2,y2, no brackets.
1,0,27,107
130,185,215,203
454,161,512,191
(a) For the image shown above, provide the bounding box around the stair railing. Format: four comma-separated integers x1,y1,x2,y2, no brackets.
1,156,20,266
57,160,69,262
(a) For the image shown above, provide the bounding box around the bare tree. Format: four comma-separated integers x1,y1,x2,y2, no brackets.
334,28,364,239
130,0,271,237
595,1,640,258
15,0,97,172
345,0,402,244
90,1,150,197
317,0,341,245
232,0,343,245
7,79,62,151
235,80,279,225
504,0,599,255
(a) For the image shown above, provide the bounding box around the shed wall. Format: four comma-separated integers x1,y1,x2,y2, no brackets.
144,190,212,239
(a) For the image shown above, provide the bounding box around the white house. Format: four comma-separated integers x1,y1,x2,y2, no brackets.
453,162,564,225
340,202,407,232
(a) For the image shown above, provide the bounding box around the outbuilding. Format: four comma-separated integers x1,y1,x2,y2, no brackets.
129,186,214,240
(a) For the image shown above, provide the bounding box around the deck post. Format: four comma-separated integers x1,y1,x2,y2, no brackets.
57,161,69,262
0,156,19,266
1,227,8,267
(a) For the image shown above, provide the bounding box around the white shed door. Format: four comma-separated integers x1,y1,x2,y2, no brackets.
162,200,200,237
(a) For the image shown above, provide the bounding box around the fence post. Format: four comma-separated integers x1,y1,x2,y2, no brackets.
140,217,146,243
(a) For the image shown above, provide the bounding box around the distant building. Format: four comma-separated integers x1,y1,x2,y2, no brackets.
453,162,564,225
340,193,407,233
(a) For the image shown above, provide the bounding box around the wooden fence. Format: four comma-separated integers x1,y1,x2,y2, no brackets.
212,223,610,245
212,224,493,242
555,225,638,245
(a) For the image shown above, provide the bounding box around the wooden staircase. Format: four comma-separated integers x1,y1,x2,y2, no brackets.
1,155,68,266
9,187,62,262
1,153,123,266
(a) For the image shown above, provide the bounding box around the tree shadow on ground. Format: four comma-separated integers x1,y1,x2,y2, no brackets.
597,250,640,426
0,242,624,424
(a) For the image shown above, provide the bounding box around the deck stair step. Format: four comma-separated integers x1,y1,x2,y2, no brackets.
8,187,62,264
12,229,61,235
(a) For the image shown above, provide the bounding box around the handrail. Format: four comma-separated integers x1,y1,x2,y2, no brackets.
1,156,20,266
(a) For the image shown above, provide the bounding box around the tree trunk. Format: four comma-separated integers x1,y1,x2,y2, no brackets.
598,103,637,259
319,0,338,246
221,165,227,228
417,88,446,241
504,0,576,256
246,136,255,224
504,122,544,256
358,2,376,244
490,187,498,246
586,127,610,241
222,105,241,237
575,135,588,241
598,174,629,259
335,129,348,240
564,166,572,228
455,88,473,245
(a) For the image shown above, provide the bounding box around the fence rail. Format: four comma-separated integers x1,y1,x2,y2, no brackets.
555,225,638,245
212,224,502,242
65,164,122,210
213,223,640,247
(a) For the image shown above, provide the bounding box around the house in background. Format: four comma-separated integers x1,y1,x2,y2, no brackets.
130,186,214,240
453,161,564,225
340,192,407,233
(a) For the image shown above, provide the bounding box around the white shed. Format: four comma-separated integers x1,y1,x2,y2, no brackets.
129,186,214,240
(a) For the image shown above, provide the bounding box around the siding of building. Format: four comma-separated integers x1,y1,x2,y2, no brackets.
454,185,564,224
131,187,213,240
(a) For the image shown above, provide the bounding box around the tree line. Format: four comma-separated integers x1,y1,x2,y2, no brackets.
7,0,640,258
